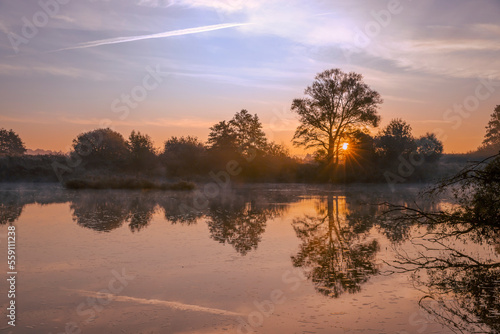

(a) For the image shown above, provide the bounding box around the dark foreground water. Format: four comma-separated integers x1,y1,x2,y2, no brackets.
0,183,498,334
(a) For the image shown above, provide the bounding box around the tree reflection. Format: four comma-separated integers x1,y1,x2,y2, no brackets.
291,195,379,298
206,195,287,255
0,185,68,225
0,194,23,225
391,226,500,334
69,192,160,232
388,154,500,333
159,196,204,225
70,192,130,232
127,196,156,232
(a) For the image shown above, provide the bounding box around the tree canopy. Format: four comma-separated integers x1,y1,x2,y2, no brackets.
128,130,157,170
416,133,443,162
375,118,416,161
72,128,129,168
291,69,382,180
161,136,206,177
0,128,26,156
208,109,267,157
482,105,500,149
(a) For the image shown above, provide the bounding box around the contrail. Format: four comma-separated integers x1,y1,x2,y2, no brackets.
51,22,249,52
65,288,243,317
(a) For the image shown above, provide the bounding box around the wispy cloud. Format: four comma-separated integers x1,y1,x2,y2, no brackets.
0,64,109,80
51,22,250,52
0,20,9,34
139,0,261,12
58,116,216,129
384,95,426,104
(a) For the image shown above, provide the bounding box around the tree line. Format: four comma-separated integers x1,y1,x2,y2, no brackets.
1,68,499,184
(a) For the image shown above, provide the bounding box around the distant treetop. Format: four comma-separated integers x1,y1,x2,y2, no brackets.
0,128,26,156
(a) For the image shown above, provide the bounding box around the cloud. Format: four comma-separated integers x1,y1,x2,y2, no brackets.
0,20,10,34
137,0,176,7
0,115,55,124
384,95,426,104
58,116,216,129
138,0,262,12
139,0,353,45
0,64,109,80
51,22,250,52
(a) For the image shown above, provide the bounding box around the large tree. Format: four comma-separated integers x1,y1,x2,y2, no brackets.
375,118,416,162
207,110,267,157
207,120,238,152
292,69,382,180
72,128,129,168
127,130,157,170
416,132,443,163
161,136,206,177
482,105,500,149
0,128,26,156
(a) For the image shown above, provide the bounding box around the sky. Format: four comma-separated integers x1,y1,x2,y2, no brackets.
0,0,499,155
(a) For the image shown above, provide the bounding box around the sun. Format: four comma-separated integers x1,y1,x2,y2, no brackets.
342,142,349,151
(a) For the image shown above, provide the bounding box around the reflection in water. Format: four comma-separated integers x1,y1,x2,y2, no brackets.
389,154,500,333
0,194,23,224
291,195,379,298
206,195,287,255
160,196,203,225
0,185,68,225
392,224,500,334
69,189,291,254
0,186,292,255
1,182,498,332
128,196,157,232
70,193,130,232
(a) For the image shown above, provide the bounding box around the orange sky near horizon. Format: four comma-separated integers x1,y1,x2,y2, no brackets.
1,0,499,155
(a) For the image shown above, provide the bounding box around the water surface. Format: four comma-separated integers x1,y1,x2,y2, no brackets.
0,183,498,334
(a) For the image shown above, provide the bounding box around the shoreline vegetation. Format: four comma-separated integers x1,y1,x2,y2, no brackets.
64,177,195,191
0,152,492,186
1,70,498,190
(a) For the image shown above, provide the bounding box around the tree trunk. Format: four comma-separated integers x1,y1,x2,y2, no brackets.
328,137,336,183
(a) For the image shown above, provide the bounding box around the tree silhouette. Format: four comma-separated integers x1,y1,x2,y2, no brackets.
416,132,443,163
231,109,268,156
387,153,500,333
391,226,500,333
207,120,239,152
292,69,382,181
208,110,267,158
375,118,416,162
72,128,129,169
0,128,26,156
161,136,206,177
291,195,379,298
482,105,500,149
127,130,157,171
